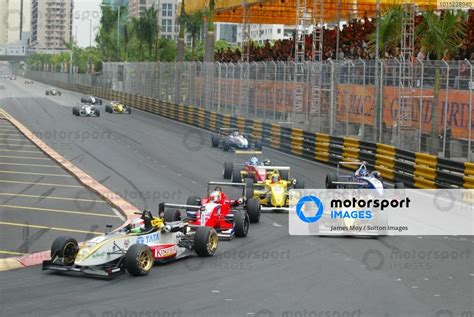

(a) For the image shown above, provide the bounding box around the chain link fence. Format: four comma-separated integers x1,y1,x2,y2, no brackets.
25,59,473,161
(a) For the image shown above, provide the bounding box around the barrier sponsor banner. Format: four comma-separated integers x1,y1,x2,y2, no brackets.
289,189,473,236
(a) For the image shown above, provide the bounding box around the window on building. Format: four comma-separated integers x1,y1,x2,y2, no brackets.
277,28,281,34
161,19,172,33
162,3,172,17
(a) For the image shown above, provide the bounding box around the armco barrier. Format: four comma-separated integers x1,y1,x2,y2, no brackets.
29,75,473,189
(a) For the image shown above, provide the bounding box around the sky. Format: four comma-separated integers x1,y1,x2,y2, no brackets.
73,0,102,47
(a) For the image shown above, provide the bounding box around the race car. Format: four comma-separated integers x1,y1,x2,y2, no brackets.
72,104,100,117
81,95,103,105
211,128,262,152
42,210,218,278
10,75,16,80
325,161,405,194
25,80,34,84
45,88,61,96
161,182,261,240
223,151,272,183
248,167,304,212
105,101,132,114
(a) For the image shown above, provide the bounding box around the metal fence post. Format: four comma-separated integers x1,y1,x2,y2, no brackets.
360,58,366,139
329,60,335,135
217,62,222,113
466,59,473,161
417,58,425,152
442,60,449,157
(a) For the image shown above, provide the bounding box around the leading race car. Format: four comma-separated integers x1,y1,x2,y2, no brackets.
211,128,262,152
72,104,100,117
45,88,61,96
161,182,261,240
325,161,404,194
9,75,16,80
42,210,218,278
105,101,132,114
81,95,103,105
248,167,304,212
25,80,34,84
223,151,272,183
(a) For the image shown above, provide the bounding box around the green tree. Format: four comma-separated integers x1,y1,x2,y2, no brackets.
416,10,466,154
184,10,204,60
368,5,404,57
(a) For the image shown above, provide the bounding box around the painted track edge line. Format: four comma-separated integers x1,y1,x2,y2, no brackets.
0,109,140,271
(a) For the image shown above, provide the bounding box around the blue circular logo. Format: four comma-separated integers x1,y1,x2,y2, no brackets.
296,195,324,223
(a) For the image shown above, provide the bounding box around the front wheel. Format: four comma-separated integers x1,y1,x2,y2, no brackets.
211,136,219,148
255,140,263,150
50,236,78,266
326,173,337,189
127,107,132,114
105,105,112,113
125,244,154,276
294,179,305,189
234,210,249,237
194,227,218,257
164,209,181,222
223,141,231,152
232,167,242,183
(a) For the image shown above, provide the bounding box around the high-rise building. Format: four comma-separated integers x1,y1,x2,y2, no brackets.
129,0,148,18
102,0,129,9
0,0,32,45
31,0,74,49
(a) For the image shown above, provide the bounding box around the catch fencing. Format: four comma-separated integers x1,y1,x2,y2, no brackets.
21,73,474,189
26,59,473,161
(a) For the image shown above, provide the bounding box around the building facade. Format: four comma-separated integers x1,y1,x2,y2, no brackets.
0,0,32,45
129,0,148,18
31,0,74,49
236,24,289,45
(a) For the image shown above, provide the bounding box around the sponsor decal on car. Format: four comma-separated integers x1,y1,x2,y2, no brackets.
154,245,177,258
137,232,160,244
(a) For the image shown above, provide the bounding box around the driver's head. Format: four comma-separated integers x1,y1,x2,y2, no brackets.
250,156,259,165
210,191,221,203
233,131,239,136
371,171,382,180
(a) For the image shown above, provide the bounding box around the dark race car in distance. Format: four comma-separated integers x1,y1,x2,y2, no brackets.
81,95,103,105
211,128,262,152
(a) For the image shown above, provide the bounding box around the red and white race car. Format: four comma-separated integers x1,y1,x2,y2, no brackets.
223,151,274,183
161,182,261,240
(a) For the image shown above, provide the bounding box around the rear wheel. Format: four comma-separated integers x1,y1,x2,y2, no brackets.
245,178,254,200
194,227,218,257
247,198,261,223
72,107,78,116
125,244,153,276
294,180,305,189
127,107,132,114
95,109,100,117
326,173,337,189
211,136,219,148
234,210,249,237
105,105,112,113
58,92,61,96
223,162,233,179
50,236,78,266
255,140,263,150
232,168,242,183
164,209,181,222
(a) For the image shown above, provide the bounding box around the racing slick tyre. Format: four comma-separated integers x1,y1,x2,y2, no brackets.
211,135,219,148
72,107,78,116
294,180,305,189
280,169,289,181
58,92,61,96
326,173,337,189
394,182,405,189
81,98,86,103
95,109,100,117
125,244,153,276
127,107,132,114
255,140,263,151
246,198,261,223
223,141,231,152
187,195,200,206
232,167,242,183
245,178,254,200
194,227,218,257
234,210,249,238
164,209,182,222
105,105,112,113
50,236,78,266
45,91,49,96
98,99,102,105
223,162,233,179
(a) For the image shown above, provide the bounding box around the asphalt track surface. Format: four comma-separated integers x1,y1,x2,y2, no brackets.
0,115,121,259
0,77,472,317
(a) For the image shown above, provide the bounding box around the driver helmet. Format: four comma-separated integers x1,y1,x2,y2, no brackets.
371,171,382,180
130,218,145,233
271,174,280,183
210,191,222,203
263,159,271,166
233,131,239,137
250,156,259,165
356,164,369,177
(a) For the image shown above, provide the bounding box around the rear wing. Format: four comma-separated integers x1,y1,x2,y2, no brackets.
208,181,246,197
258,166,290,171
158,202,200,214
337,161,364,174
233,150,263,165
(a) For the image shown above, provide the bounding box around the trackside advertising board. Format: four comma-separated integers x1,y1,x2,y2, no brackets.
289,189,473,236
